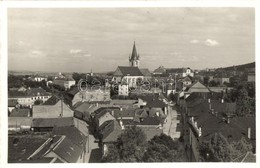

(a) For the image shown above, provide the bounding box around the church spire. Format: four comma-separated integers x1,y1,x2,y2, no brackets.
130,41,139,61
129,41,140,67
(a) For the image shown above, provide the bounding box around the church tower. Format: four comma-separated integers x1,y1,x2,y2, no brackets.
129,41,140,67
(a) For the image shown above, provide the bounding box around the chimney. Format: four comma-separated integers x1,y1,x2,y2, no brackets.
194,121,198,128
198,127,202,137
227,117,230,124
119,120,125,130
248,127,251,139
215,111,218,117
96,102,99,107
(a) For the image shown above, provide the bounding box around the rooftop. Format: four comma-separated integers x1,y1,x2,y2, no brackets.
32,117,74,128
138,95,167,108
8,99,18,107
42,95,60,105
116,66,143,76
9,108,30,117
8,134,49,162
99,120,122,143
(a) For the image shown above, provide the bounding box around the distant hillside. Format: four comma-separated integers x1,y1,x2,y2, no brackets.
216,62,255,72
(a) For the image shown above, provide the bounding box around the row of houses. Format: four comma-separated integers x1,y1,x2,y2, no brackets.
175,80,255,162
8,88,173,161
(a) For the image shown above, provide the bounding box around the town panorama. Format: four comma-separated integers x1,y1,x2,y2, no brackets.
7,8,255,163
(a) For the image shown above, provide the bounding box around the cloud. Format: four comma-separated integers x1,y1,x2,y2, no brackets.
28,50,45,58
190,40,200,44
83,54,91,57
69,49,82,54
16,40,30,47
69,49,91,58
204,39,219,46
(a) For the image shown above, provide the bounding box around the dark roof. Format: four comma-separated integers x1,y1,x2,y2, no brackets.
137,117,162,126
8,87,51,98
186,93,205,108
138,95,167,108
52,126,86,148
165,68,183,74
32,117,74,128
52,136,83,163
26,88,51,97
67,87,79,96
188,103,255,143
94,107,119,117
30,135,62,160
117,66,143,76
42,95,60,105
211,101,236,115
122,116,162,126
140,68,151,76
8,135,49,162
99,120,122,143
8,99,18,107
113,107,136,119
8,90,27,97
9,108,30,117
54,76,75,81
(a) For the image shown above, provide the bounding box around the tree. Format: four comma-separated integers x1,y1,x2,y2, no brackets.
234,85,252,116
102,126,147,162
143,134,184,162
230,137,253,161
72,72,86,84
102,143,120,163
209,80,219,87
144,141,176,162
199,133,232,162
117,126,147,162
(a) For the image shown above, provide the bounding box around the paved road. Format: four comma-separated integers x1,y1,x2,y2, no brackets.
73,117,101,163
85,134,101,163
163,105,181,140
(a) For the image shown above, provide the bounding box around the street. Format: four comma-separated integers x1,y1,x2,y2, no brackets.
73,117,101,163
163,105,181,140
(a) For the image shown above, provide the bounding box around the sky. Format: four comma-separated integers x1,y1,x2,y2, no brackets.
8,8,255,73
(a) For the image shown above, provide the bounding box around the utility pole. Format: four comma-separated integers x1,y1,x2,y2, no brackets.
60,94,63,118
88,132,90,153
175,74,177,92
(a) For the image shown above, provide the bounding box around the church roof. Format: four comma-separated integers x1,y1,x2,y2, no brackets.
129,42,139,61
117,66,143,76
140,68,151,76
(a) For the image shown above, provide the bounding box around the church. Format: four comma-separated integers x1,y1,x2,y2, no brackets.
113,42,151,94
